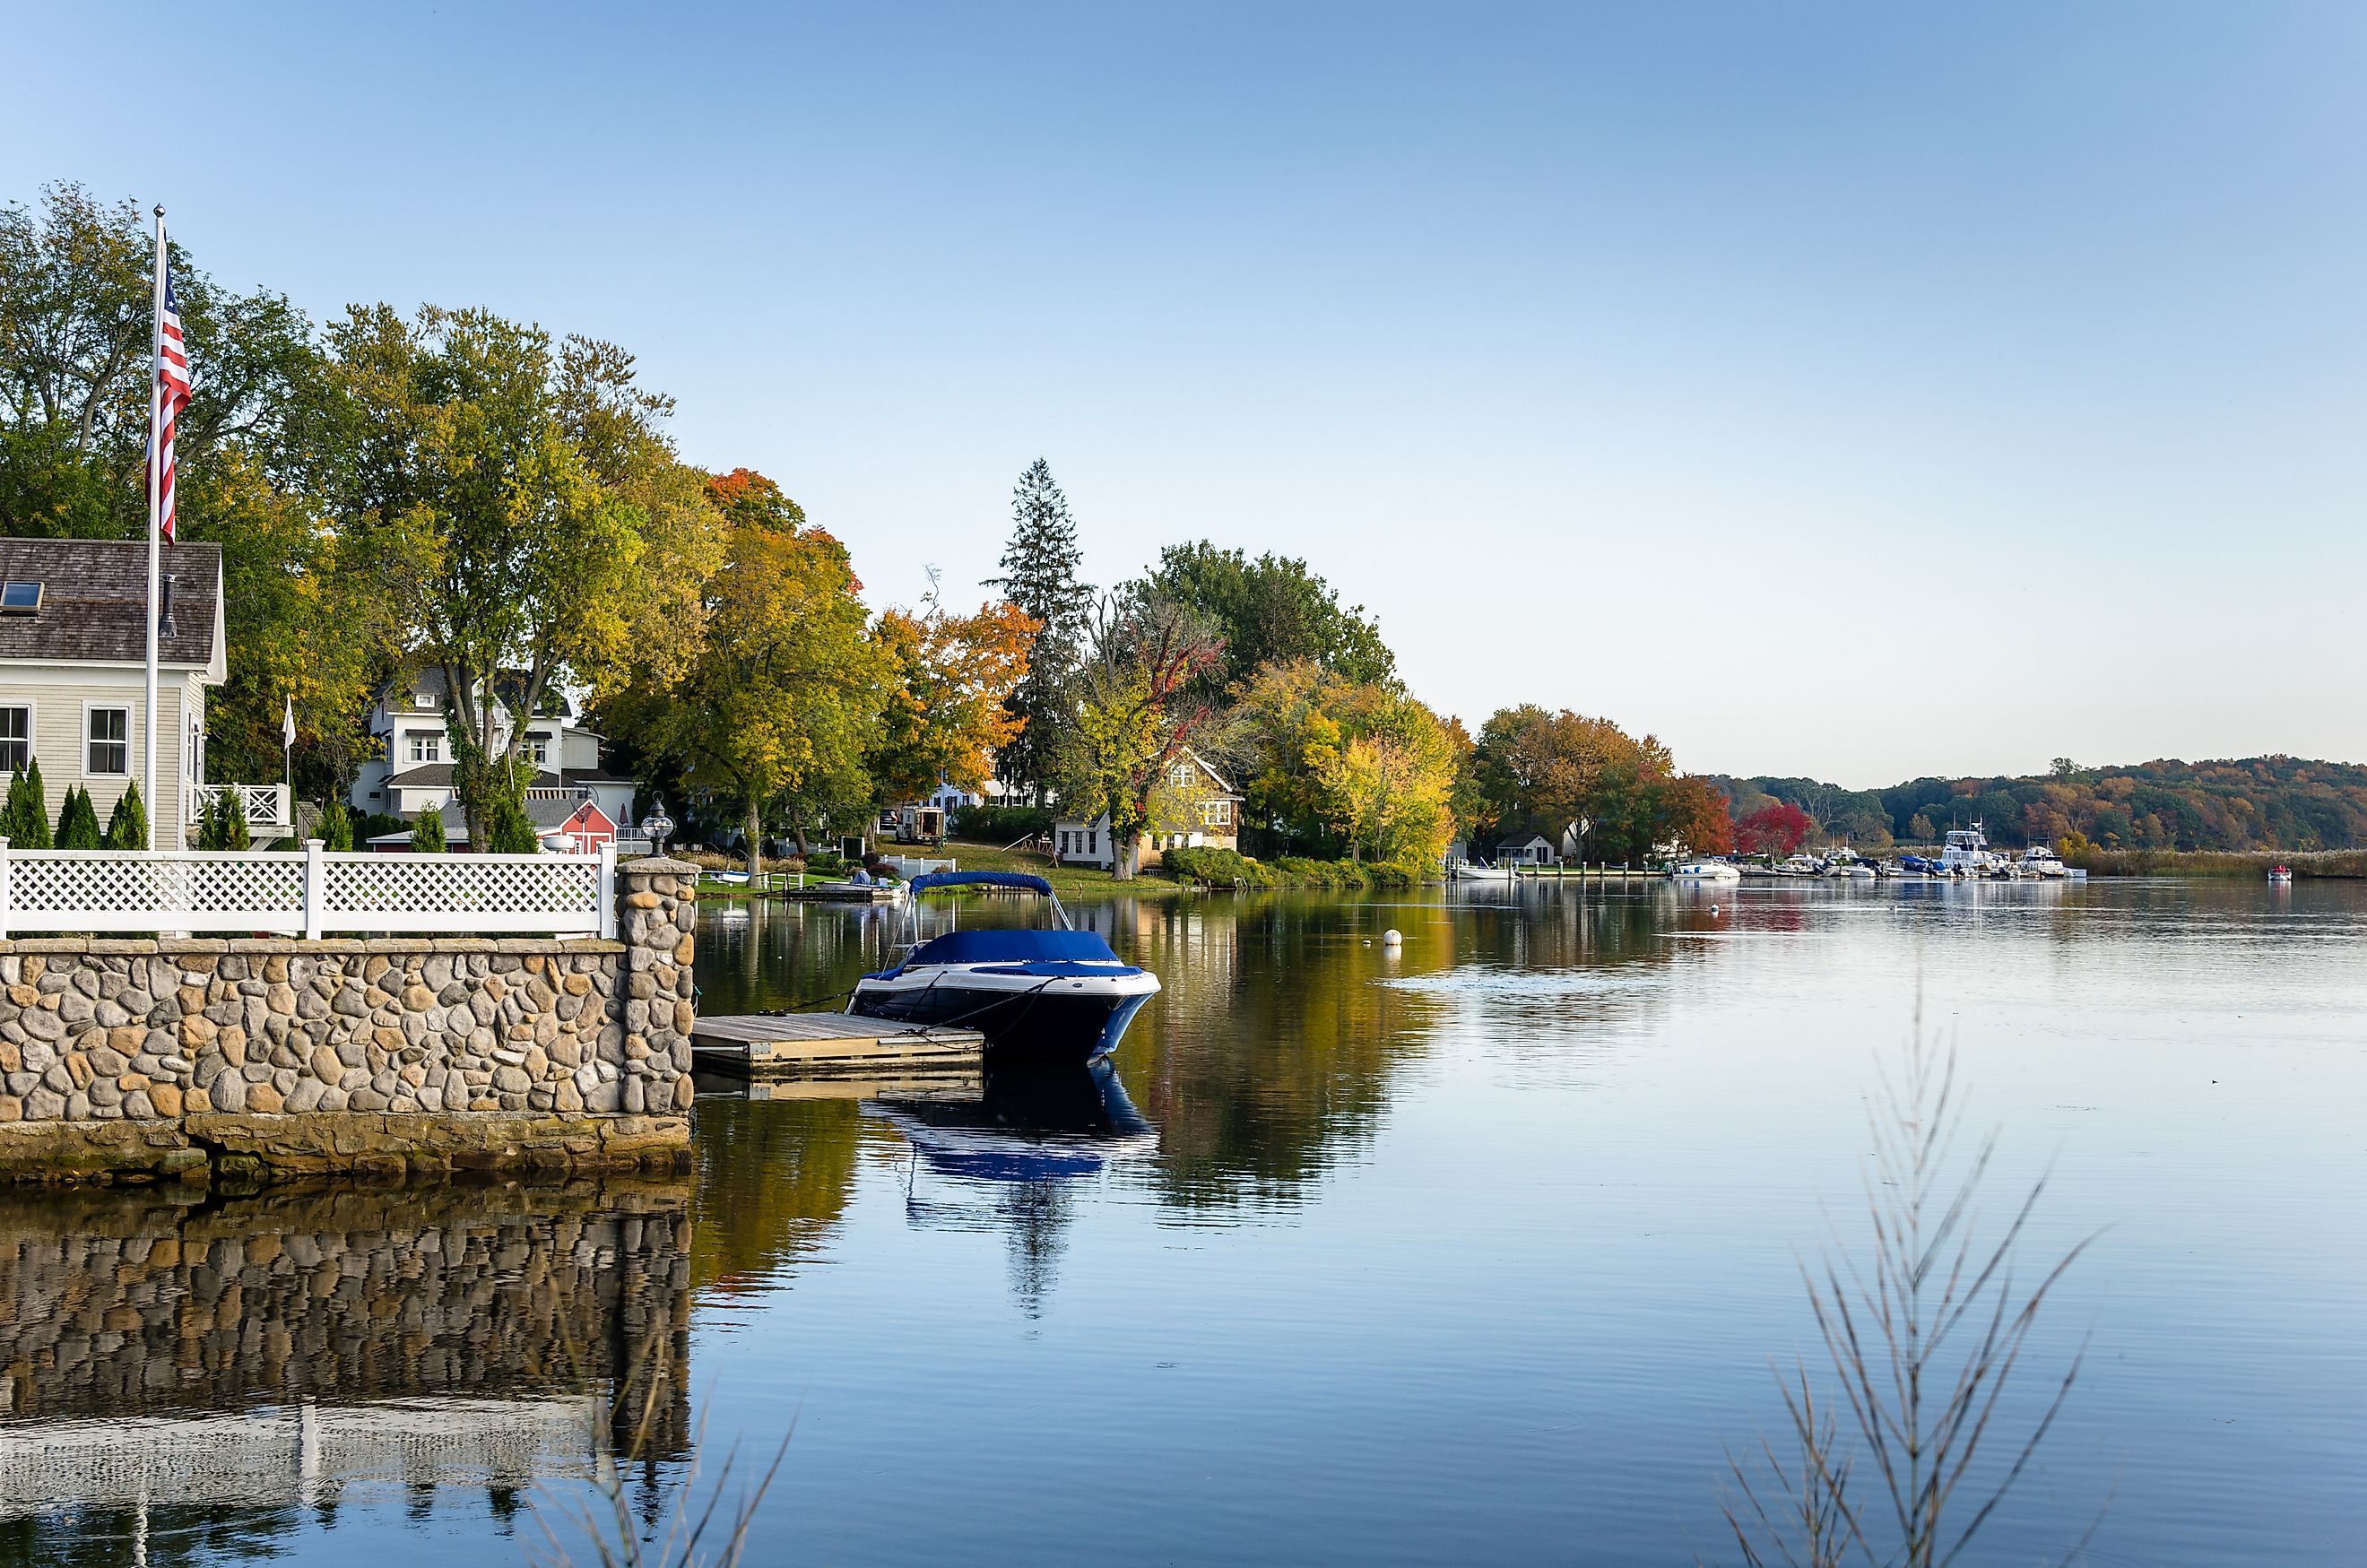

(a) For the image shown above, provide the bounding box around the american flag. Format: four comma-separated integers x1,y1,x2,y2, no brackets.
154,271,191,543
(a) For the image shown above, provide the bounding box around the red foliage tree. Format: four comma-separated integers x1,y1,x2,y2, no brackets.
1735,801,1813,855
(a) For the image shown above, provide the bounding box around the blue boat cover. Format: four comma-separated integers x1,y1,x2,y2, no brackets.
906,871,1053,897
972,960,1142,978
906,929,1120,967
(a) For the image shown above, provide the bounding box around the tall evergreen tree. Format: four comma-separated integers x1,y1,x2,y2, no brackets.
984,459,1094,802
54,786,103,849
4,761,52,848
103,782,146,850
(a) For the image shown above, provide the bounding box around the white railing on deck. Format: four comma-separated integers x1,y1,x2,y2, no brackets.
0,839,616,940
188,782,293,832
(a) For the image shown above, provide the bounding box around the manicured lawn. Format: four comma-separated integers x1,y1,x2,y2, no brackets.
931,839,1184,898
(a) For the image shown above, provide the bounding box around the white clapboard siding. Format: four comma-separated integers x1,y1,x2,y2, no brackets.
0,840,616,940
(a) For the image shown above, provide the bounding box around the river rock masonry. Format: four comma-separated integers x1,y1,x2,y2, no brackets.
0,857,700,1182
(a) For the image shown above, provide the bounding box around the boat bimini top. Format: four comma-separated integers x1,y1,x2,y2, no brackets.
903,870,1074,928
872,871,1140,982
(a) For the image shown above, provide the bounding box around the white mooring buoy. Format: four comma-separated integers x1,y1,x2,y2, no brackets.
1383,929,1403,948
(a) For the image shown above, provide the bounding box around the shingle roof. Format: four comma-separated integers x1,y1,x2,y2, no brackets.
0,538,221,665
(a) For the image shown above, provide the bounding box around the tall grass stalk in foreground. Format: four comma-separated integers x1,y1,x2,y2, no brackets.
529,1319,791,1568
1721,1028,2096,1567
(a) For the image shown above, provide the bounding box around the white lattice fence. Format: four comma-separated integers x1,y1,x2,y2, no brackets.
0,842,615,939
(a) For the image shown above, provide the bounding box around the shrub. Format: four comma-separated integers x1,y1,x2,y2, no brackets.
221,789,252,850
4,761,51,848
355,810,410,845
103,782,146,850
319,800,350,851
1163,846,1276,888
54,786,103,849
949,804,1053,844
411,803,447,853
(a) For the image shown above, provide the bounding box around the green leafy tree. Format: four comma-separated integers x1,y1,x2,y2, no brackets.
1131,541,1396,696
410,802,447,853
984,459,1095,802
1235,660,1459,866
102,781,145,850
314,306,717,847
54,786,102,849
865,590,1036,807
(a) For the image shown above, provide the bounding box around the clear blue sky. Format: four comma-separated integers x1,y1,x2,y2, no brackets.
8,2,2363,786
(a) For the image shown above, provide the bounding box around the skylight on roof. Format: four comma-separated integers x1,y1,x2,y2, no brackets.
0,583,42,613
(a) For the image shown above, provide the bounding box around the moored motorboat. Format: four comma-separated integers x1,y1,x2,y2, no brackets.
2018,845,2071,879
1669,859,1742,882
846,872,1159,1066
1450,861,1516,881
2268,865,2294,884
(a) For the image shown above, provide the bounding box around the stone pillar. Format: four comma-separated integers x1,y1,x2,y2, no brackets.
617,857,698,1114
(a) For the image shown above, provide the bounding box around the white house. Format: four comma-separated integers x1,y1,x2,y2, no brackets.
1053,749,1243,871
349,668,637,835
0,537,276,848
1494,832,1556,867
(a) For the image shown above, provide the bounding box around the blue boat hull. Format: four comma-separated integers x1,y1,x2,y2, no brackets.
849,983,1152,1066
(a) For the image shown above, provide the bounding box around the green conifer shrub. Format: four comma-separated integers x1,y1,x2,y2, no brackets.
8,760,52,848
103,782,147,850
55,786,103,849
320,801,351,851
410,803,447,853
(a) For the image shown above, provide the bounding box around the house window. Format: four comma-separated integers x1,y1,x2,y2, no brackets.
1201,799,1232,827
86,707,129,775
0,706,27,773
523,735,549,767
412,692,436,709
1170,761,1194,790
1059,831,1071,855
409,732,442,764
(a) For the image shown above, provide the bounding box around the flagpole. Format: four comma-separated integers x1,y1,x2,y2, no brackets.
144,206,165,852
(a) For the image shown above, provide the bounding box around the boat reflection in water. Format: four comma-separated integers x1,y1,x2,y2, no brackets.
863,1057,1158,1182
863,1059,1157,1312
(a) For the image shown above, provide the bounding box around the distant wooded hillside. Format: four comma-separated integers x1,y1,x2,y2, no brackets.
1706,757,2367,853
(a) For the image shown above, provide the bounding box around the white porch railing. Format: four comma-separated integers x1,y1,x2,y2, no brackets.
881,854,957,879
188,782,293,834
0,839,617,940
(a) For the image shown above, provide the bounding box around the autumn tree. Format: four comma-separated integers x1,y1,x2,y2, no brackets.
1051,591,1227,879
985,459,1094,802
1471,705,1670,845
867,584,1037,808
1650,775,1734,857
1234,659,1460,867
602,472,883,879
1735,801,1813,855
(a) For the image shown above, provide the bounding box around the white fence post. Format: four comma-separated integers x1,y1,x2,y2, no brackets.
0,836,11,941
303,839,326,940
597,840,618,940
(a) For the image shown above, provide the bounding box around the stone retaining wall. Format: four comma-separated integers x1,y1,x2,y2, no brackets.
0,857,701,1181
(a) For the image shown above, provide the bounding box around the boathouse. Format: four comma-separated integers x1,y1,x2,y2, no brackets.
1494,831,1556,866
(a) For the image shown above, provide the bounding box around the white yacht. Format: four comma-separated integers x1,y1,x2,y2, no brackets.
1669,859,1742,883
2017,845,2071,879
1939,822,2001,877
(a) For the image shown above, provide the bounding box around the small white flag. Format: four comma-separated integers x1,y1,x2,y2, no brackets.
282,695,297,748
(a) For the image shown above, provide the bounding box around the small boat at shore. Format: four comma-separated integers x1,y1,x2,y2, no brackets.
846,872,1159,1066
1669,859,1742,882
2268,865,2294,884
2018,845,2071,879
1450,862,1517,882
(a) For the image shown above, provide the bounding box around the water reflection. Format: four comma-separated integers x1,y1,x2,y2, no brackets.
866,1062,1157,1315
0,1179,691,1559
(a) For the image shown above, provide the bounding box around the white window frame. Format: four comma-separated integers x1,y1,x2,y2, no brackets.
522,732,550,767
408,731,443,765
0,700,33,775
1201,799,1233,827
1170,761,1195,790
83,702,131,777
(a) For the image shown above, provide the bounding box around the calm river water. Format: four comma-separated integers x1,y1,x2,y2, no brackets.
3,879,2362,1564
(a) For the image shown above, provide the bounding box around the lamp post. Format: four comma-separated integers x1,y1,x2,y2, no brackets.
640,801,674,858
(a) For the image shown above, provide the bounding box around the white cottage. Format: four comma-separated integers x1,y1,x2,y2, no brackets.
1053,749,1243,871
349,668,637,836
0,537,268,849
1494,832,1556,867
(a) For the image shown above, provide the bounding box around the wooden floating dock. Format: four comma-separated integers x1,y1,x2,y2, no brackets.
774,883,904,904
689,1011,984,1082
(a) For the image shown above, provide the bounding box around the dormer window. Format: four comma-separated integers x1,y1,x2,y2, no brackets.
0,583,42,614
1170,760,1196,791
413,692,436,709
